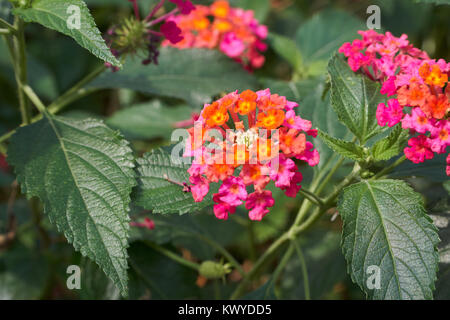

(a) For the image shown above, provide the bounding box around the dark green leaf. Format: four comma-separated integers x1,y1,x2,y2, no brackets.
7,115,136,296
318,130,365,161
128,241,199,299
268,33,303,72
106,101,194,140
90,48,257,107
338,179,439,299
371,125,409,161
134,147,213,215
328,55,387,143
0,244,50,299
295,9,365,76
13,0,121,67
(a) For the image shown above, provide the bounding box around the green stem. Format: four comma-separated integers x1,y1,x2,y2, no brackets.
0,64,105,145
371,155,406,180
230,161,360,300
194,233,245,277
22,85,47,114
144,241,200,271
298,188,325,207
292,240,310,300
0,28,10,35
0,17,17,34
12,16,31,125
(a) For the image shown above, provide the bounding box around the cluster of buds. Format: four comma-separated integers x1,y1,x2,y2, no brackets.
339,30,450,176
104,0,195,70
162,0,268,70
183,89,319,221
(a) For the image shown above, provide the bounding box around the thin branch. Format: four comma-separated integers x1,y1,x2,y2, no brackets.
144,241,200,271
292,240,310,300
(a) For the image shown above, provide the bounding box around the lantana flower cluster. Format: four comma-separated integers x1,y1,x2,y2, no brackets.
162,0,268,70
183,89,319,221
339,30,450,176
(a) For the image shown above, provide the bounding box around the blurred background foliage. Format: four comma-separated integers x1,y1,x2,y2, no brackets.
0,0,449,300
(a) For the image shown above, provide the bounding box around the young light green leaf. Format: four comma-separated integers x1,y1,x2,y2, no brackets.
338,179,440,299
134,147,213,215
7,115,136,296
328,54,387,143
371,125,409,161
295,9,365,76
13,0,121,67
318,130,365,161
106,101,195,140
89,48,257,107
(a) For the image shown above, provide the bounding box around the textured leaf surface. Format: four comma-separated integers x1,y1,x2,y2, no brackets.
328,55,387,143
90,48,257,107
295,9,365,76
134,148,213,214
106,101,194,140
371,125,409,161
338,179,439,299
7,115,136,295
13,0,121,67
318,130,365,161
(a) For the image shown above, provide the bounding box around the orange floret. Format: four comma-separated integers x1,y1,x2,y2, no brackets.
397,83,429,107
205,163,234,182
213,19,233,32
234,90,258,115
420,63,448,87
202,102,229,127
193,16,210,31
258,94,287,111
256,109,285,129
280,128,306,156
211,0,230,18
422,94,449,119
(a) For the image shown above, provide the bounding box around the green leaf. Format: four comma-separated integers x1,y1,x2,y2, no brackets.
128,241,199,299
79,257,121,300
371,125,409,161
106,101,194,140
413,0,450,4
13,0,121,67
242,279,276,300
338,179,440,299
89,48,257,107
390,153,448,182
268,33,303,73
0,244,50,299
295,9,365,76
7,115,136,296
134,147,213,215
328,55,387,143
281,230,348,299
318,130,365,161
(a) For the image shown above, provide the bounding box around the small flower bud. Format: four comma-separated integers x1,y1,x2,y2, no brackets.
198,261,232,280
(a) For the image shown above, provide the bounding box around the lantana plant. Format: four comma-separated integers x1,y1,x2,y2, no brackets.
0,0,448,302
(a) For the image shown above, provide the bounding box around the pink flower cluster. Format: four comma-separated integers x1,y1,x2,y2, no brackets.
184,89,319,221
162,0,268,70
339,30,450,176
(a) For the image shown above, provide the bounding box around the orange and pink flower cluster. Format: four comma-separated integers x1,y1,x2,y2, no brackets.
183,89,319,221
339,30,450,176
162,0,268,70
